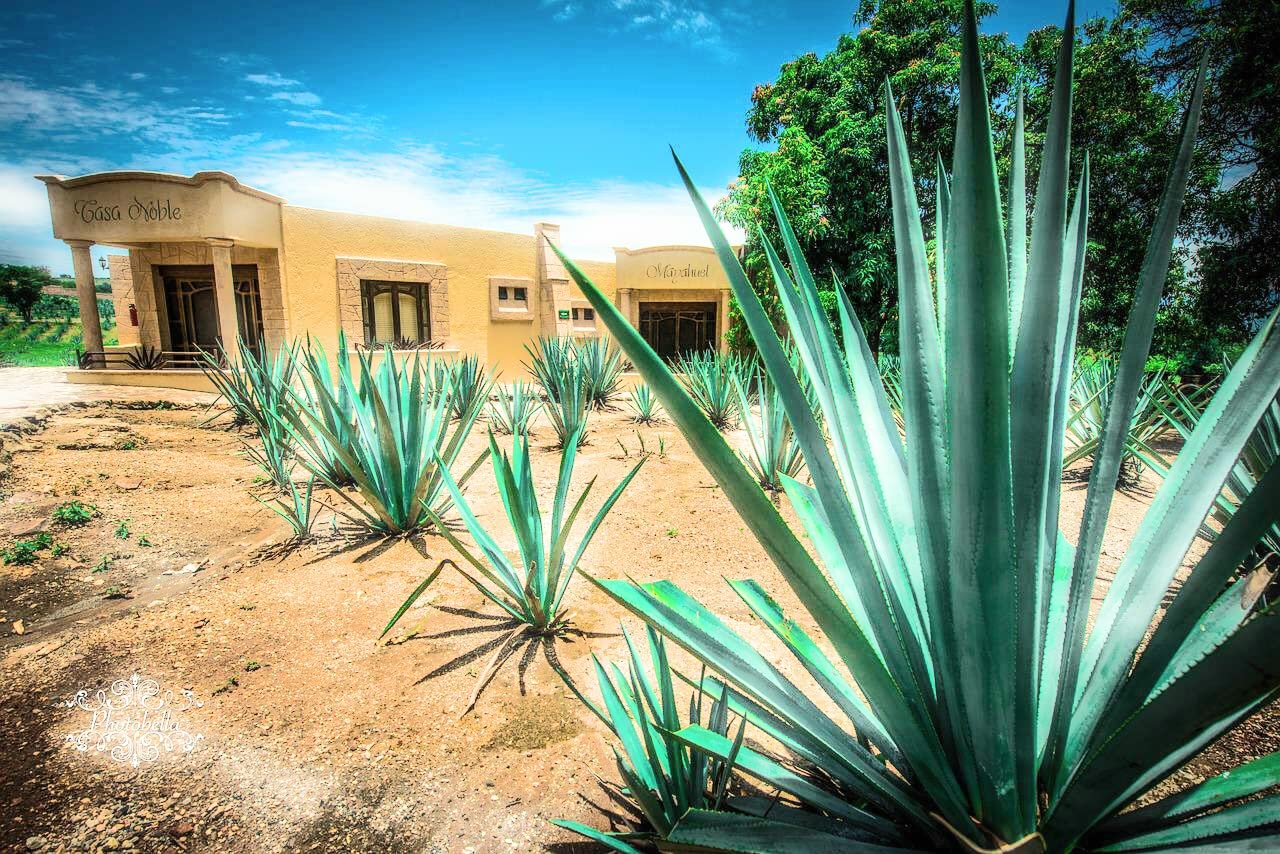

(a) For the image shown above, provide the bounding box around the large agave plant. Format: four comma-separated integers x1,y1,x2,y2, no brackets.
549,5,1280,850
285,347,489,534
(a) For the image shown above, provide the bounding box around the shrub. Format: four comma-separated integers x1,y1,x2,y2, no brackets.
52,501,96,527
549,10,1280,849
3,532,52,566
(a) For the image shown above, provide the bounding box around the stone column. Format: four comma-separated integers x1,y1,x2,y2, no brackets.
208,238,239,363
67,240,103,360
718,288,731,352
617,288,634,328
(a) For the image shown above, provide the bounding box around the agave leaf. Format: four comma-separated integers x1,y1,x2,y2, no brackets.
728,578,901,767
667,808,915,853
1094,795,1280,852
1046,52,1210,787
548,821,644,854
1095,749,1280,841
1064,311,1280,778
943,0,1019,831
1047,603,1280,845
669,725,903,840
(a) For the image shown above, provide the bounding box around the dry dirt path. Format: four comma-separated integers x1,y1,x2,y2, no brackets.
0,368,215,430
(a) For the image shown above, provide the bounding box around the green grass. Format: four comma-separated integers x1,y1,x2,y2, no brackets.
0,309,119,367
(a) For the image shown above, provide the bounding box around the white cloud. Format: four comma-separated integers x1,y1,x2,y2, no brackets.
269,90,322,107
129,72,147,81
244,72,300,88
0,162,51,229
232,144,738,260
544,0,732,56
0,77,237,155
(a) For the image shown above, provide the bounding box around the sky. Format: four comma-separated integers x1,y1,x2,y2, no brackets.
0,0,1082,275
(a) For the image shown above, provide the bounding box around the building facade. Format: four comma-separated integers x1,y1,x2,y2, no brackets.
37,170,735,388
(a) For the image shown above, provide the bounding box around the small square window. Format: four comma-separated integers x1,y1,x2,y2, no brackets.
491,278,534,321
583,307,595,321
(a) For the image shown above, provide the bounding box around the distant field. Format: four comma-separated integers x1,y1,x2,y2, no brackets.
0,310,119,367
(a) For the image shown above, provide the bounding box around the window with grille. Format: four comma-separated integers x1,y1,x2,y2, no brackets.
361,280,429,345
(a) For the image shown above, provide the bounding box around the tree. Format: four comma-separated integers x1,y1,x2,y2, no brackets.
0,264,52,323
1121,0,1280,367
719,0,1239,367
1018,15,1219,358
717,0,1019,357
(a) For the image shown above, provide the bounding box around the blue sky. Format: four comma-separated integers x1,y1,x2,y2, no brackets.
1,1,1090,274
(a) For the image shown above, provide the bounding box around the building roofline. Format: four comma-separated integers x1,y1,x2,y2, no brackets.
34,170,286,204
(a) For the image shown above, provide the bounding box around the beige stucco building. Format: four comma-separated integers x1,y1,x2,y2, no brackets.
36,170,735,389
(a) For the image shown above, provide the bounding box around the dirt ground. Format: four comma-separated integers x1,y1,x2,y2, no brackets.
0,397,1275,853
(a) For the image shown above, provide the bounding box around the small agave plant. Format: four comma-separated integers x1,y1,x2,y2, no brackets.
735,368,806,492
383,427,644,639
488,380,544,435
554,625,746,851
627,382,664,425
549,2,1280,850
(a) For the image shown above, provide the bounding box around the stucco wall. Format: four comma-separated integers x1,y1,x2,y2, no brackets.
279,206,618,379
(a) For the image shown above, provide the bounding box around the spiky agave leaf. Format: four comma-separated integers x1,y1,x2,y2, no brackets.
548,4,1280,850
627,382,663,425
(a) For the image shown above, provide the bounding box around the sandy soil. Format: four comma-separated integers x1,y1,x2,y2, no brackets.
0,401,1274,853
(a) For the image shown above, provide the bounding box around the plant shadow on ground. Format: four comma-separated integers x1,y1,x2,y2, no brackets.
392,605,619,715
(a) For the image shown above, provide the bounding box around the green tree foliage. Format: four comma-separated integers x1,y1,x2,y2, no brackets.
0,264,53,323
719,0,1245,366
1122,0,1280,368
1019,15,1219,358
717,0,1019,356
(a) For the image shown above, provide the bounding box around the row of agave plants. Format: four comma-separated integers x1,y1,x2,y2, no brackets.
198,5,1280,843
